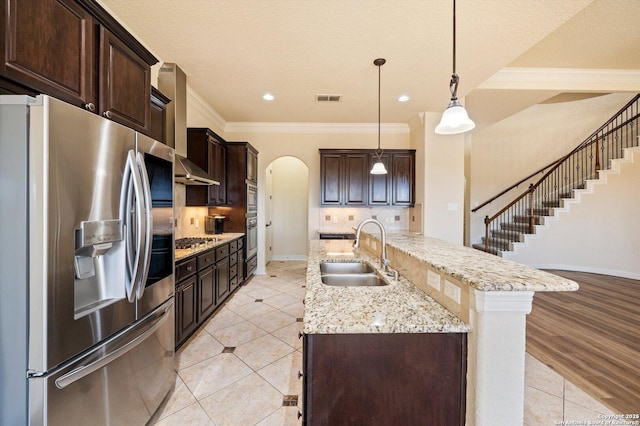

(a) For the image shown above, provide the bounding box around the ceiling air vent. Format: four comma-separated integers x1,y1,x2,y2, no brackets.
316,94,342,102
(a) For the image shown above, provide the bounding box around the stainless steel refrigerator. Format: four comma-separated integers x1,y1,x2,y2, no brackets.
0,95,176,425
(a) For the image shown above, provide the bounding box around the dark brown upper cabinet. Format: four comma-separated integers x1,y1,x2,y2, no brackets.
0,0,95,108
246,147,258,184
320,151,369,206
186,128,226,206
98,26,151,133
150,87,171,144
0,0,158,135
391,151,415,206
368,152,391,206
320,149,415,207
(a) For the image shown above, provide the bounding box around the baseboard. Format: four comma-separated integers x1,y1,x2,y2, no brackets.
530,263,640,280
270,255,308,261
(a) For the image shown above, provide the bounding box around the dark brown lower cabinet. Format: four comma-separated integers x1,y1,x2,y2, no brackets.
174,237,244,349
216,256,230,302
175,275,197,346
302,333,467,425
198,265,216,321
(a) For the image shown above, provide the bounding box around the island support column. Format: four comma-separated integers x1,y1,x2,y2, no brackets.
466,290,534,426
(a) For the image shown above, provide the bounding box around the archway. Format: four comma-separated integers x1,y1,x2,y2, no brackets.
265,156,309,263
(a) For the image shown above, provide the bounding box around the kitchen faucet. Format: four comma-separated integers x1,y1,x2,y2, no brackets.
353,218,391,272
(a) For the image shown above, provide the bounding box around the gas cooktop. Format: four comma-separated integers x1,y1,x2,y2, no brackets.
175,236,218,250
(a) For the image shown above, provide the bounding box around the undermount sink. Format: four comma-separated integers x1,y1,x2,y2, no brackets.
319,261,376,274
321,274,388,287
319,261,387,287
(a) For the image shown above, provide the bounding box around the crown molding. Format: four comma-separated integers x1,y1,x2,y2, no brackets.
224,122,410,134
478,67,640,92
186,85,227,132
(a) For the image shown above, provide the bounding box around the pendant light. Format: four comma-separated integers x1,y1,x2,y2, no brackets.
370,58,388,175
435,0,475,135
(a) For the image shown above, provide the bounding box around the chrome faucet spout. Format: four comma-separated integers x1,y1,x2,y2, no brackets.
354,218,389,270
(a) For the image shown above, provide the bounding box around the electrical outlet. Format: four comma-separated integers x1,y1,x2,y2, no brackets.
190,217,194,225
444,280,461,304
325,215,331,221
332,215,338,223
195,218,200,228
395,215,400,221
348,215,354,221
427,270,441,290
371,215,377,220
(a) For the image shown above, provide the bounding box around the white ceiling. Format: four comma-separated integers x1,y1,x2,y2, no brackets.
99,0,640,128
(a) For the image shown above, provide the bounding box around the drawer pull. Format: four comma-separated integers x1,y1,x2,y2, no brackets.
103,110,113,119
186,266,193,272
84,102,96,112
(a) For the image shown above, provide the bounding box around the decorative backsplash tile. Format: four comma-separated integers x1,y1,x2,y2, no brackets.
318,207,409,232
174,184,209,239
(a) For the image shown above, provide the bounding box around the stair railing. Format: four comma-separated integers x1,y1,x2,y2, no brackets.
480,93,640,253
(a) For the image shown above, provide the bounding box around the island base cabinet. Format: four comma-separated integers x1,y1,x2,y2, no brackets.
303,333,467,426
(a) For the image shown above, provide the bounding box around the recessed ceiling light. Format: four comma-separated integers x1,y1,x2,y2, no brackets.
263,93,274,101
398,95,410,102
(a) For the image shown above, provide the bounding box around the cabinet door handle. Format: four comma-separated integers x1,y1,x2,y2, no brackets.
103,110,113,119
84,102,96,112
186,266,193,272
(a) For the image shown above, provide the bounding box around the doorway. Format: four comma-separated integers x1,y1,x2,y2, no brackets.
265,156,309,262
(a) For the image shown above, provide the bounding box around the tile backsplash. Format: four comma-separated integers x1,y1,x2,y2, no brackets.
318,207,409,232
174,184,209,239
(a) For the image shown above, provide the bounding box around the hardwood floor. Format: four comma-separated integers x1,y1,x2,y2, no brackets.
527,270,640,414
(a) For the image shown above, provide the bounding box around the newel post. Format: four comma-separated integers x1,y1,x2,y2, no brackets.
483,216,490,252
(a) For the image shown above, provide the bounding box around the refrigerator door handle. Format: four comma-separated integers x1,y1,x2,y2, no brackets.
135,151,153,300
121,150,145,302
54,303,172,390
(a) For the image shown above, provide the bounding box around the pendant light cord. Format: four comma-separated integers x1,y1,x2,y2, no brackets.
373,58,386,158
378,61,381,153
453,0,456,74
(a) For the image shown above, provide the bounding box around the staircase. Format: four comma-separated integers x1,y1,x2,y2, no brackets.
473,94,639,257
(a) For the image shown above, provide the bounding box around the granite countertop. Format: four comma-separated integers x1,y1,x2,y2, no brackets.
303,240,471,335
379,231,579,292
175,233,245,262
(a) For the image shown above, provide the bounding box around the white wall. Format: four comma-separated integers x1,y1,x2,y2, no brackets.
503,147,640,279
224,127,410,272
270,156,309,260
419,112,466,245
469,93,635,245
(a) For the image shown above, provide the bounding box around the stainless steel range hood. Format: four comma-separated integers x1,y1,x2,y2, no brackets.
174,154,219,186
159,63,218,186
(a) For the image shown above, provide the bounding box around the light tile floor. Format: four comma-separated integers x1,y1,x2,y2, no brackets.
152,261,306,426
152,260,616,426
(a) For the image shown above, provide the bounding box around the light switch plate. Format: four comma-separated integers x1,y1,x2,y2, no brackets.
427,270,441,291
444,280,461,304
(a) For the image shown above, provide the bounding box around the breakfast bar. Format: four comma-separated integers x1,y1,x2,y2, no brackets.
304,232,578,426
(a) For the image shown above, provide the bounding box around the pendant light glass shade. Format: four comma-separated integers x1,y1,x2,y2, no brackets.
371,58,388,175
435,99,475,135
370,159,387,174
435,0,475,135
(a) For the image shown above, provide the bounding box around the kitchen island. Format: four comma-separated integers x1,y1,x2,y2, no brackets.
304,233,578,426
